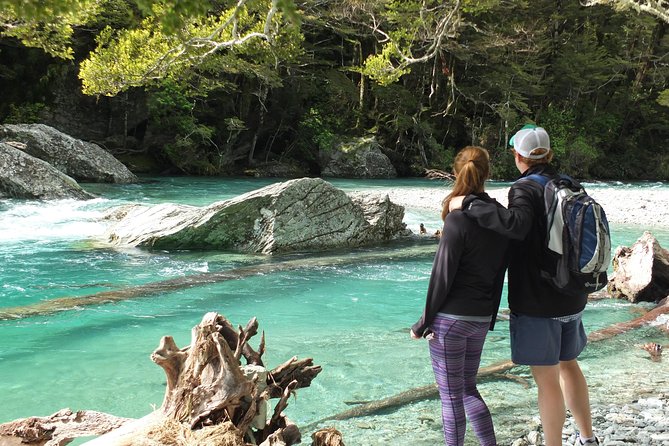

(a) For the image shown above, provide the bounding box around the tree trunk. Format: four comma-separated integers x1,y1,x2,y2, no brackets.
248,85,268,165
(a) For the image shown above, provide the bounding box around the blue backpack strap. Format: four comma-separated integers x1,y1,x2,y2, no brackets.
519,173,549,187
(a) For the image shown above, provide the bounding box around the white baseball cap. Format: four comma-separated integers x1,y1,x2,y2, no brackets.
510,125,551,159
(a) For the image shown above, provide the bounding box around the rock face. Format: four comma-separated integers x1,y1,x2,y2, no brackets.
321,137,397,178
607,231,669,303
0,123,138,184
104,177,410,254
0,142,95,200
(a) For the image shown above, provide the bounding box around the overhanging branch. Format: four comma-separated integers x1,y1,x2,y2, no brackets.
581,0,669,23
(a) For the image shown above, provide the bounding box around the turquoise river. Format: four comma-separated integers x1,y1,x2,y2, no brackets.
1,177,668,445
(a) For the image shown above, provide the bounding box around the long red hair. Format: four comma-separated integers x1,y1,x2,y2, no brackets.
441,146,490,220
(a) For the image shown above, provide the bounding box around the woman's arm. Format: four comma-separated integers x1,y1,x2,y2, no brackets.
411,213,465,337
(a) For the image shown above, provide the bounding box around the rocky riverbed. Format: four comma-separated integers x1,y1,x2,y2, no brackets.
509,392,669,446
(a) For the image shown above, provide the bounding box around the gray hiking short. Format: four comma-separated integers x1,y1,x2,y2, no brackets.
509,312,587,366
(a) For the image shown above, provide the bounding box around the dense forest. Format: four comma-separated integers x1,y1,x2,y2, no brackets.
1,0,668,180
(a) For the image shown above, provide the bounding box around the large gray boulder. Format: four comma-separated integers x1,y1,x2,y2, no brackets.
321,136,397,179
0,123,137,184
608,231,669,303
0,142,95,200
104,177,409,254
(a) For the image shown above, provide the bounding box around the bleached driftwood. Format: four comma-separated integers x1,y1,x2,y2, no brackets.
0,409,131,446
608,231,669,302
0,312,337,446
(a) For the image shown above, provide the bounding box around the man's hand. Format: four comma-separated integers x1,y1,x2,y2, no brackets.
449,195,466,211
410,329,420,340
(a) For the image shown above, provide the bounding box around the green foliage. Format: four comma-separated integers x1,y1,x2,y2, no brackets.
0,0,100,59
298,108,336,153
79,23,170,95
548,19,628,105
79,0,302,96
658,89,669,107
148,80,218,174
0,0,99,20
292,68,360,161
362,44,411,86
656,153,669,180
3,102,45,123
489,147,517,180
461,0,500,14
427,141,455,171
149,80,193,118
539,108,601,178
0,0,299,34
163,126,218,175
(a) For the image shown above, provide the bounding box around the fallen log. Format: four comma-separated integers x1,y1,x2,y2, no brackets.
587,296,669,341
0,312,338,446
306,298,669,428
0,409,131,446
0,243,436,321
304,359,515,430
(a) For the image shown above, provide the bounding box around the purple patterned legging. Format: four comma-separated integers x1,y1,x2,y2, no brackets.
428,315,497,446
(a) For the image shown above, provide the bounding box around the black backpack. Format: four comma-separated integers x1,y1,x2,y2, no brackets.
522,174,612,296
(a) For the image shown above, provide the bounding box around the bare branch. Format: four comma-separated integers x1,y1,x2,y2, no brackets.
581,0,669,23
394,0,462,67
424,168,455,181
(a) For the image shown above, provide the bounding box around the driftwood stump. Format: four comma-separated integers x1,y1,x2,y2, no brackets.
608,231,669,302
0,312,338,446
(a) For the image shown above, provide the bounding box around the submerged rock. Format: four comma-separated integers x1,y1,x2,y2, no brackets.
0,142,95,200
607,231,669,303
0,123,137,184
104,177,410,254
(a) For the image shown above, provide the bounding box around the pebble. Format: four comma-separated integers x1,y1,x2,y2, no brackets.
513,393,669,445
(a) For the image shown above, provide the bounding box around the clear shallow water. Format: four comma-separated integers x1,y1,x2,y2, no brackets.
1,177,668,445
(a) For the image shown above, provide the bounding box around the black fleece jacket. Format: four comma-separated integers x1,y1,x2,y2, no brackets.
411,193,509,337
461,164,588,317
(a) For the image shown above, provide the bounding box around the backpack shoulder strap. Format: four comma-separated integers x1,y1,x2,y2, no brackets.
521,173,549,186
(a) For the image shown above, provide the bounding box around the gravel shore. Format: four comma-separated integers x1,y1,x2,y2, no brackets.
509,393,669,446
377,185,669,229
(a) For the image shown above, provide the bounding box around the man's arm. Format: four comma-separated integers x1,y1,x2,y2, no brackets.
449,195,465,212
453,187,535,240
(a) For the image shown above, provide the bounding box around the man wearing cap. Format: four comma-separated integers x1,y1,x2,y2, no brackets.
451,125,598,445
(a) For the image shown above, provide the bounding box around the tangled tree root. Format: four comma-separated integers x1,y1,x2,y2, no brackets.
0,312,340,446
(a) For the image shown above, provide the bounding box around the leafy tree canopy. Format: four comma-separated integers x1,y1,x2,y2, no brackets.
79,1,303,95
1,0,301,94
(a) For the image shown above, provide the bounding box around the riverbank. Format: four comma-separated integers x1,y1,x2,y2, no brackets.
371,182,669,445
510,392,669,445
376,184,669,229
